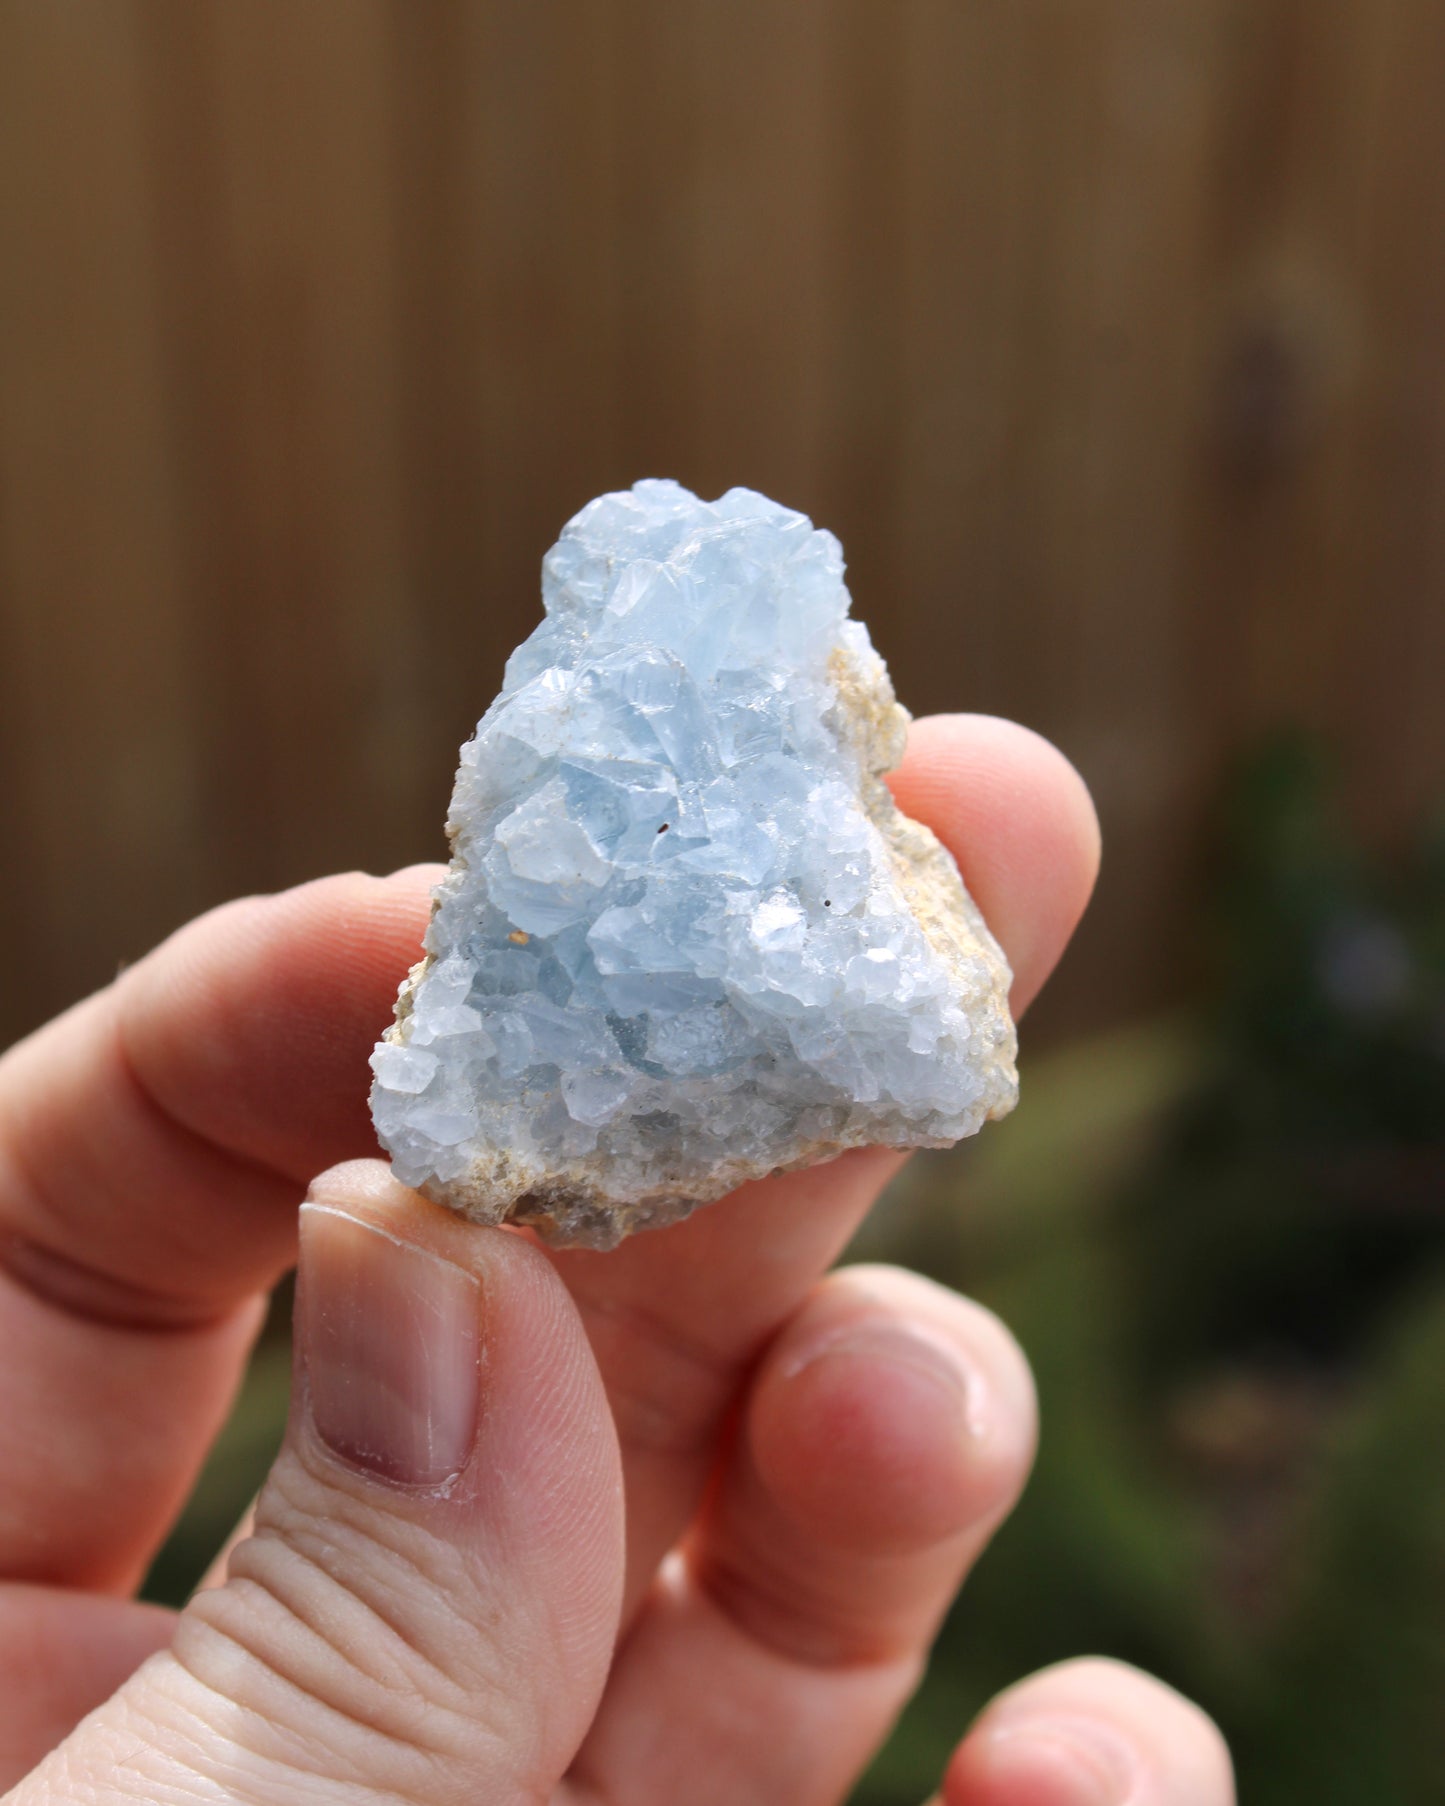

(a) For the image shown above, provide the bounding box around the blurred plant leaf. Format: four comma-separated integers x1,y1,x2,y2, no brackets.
1243,1276,1445,1805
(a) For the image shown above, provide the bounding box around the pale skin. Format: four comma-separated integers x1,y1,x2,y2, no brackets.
0,714,1234,1805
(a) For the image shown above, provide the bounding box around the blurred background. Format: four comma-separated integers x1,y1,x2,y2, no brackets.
1,3,1442,1801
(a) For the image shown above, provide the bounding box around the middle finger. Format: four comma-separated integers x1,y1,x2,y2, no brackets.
566,1264,1037,1806
549,1148,907,1624
547,712,1098,1622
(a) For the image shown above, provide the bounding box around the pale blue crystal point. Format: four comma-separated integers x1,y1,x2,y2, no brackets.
371,480,1017,1246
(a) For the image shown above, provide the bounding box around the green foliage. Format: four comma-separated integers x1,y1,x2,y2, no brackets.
857,737,1445,1803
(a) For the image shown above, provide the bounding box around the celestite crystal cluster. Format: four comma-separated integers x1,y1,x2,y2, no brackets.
371,480,1017,1247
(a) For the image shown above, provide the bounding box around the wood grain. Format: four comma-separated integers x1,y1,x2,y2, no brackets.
1,0,1440,1053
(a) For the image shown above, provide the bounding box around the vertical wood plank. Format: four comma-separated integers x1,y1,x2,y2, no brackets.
687,0,833,510
814,0,911,617
895,0,1232,1026
895,0,1034,718
1185,0,1387,751
153,0,417,892
601,0,712,491
0,0,202,1042
1305,0,1445,834
1031,0,1231,1020
390,0,631,774
1182,0,1445,839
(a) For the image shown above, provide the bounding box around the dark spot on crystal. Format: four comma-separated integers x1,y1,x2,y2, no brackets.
658,822,669,833
634,1110,683,1143
606,1013,648,1065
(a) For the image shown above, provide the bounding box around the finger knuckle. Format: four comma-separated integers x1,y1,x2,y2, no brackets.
160,1470,527,1801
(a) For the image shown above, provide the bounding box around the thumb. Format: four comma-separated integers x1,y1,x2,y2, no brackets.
14,1162,624,1805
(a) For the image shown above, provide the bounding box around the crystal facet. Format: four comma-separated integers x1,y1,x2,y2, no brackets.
371,480,1017,1247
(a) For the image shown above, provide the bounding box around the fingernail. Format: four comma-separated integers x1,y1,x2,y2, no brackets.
298,1203,480,1487
787,1322,979,1434
981,1717,1140,1804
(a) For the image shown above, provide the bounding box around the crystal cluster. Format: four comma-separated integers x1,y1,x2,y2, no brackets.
371,480,1017,1247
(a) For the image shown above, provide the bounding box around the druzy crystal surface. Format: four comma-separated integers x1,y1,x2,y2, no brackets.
371,480,1017,1246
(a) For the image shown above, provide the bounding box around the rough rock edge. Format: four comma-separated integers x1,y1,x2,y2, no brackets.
823,640,1017,1106
379,640,1019,1250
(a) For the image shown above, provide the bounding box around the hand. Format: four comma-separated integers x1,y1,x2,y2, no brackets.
0,715,1233,1804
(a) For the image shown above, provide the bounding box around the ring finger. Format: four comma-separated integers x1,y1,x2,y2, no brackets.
940,1657,1235,1805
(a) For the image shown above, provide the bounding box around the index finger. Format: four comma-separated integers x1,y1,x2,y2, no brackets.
0,865,440,1321
0,867,438,1588
0,714,1095,1593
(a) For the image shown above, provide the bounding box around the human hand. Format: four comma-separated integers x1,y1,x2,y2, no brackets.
0,715,1233,1804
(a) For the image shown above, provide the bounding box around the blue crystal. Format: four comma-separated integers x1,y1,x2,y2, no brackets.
371,480,1017,1246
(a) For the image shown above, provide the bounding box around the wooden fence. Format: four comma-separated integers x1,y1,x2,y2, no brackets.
2,0,1443,1052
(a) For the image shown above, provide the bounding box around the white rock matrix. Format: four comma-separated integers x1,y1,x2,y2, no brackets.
371,480,1017,1247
